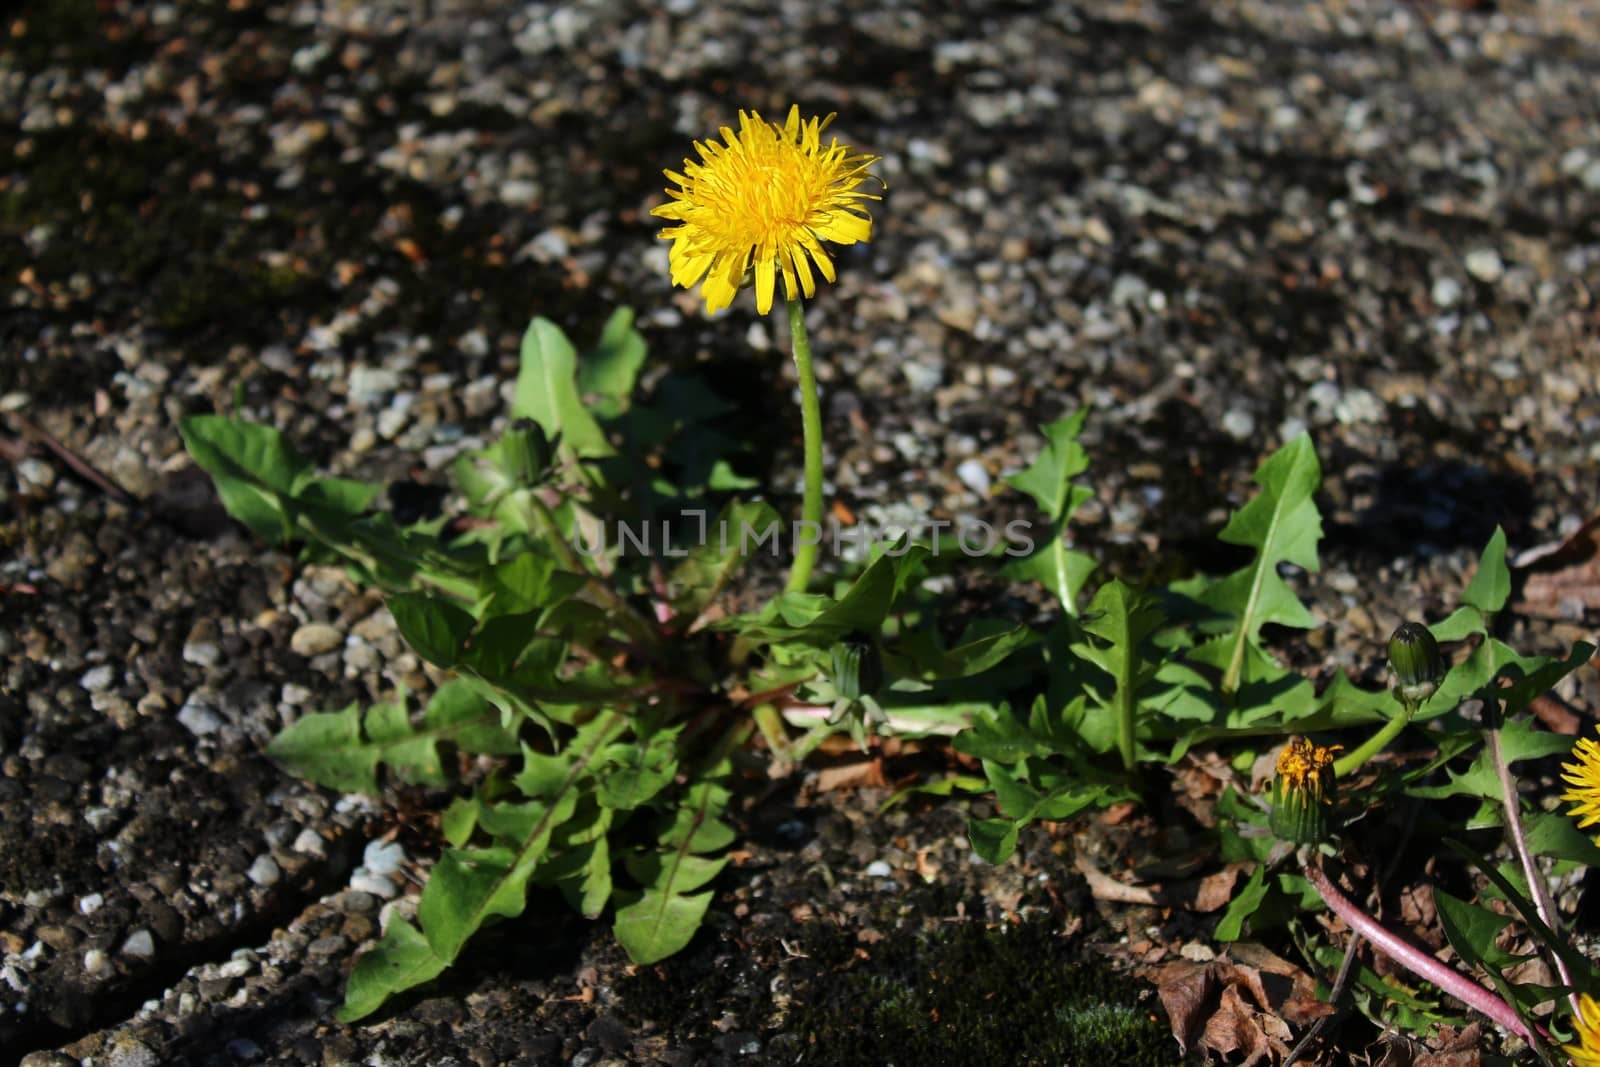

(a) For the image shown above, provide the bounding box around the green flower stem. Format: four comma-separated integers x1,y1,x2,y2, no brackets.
783,296,825,594
523,491,660,650
1332,701,1415,778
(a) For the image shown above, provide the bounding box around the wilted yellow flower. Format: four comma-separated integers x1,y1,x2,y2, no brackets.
1566,993,1600,1067
1561,731,1600,830
1269,737,1343,845
652,105,880,315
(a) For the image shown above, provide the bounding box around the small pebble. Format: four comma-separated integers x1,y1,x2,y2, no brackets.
290,623,343,657
77,892,104,915
1465,248,1504,283
80,665,115,692
363,838,406,875
955,459,992,497
864,860,893,878
177,699,223,737
246,855,281,887
1431,276,1462,308
120,929,156,959
350,871,398,898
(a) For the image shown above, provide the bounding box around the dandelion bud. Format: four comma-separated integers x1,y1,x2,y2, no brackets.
1388,622,1445,710
830,635,883,703
1269,737,1341,846
499,420,552,487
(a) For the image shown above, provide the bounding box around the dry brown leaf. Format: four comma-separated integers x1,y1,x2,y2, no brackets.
814,758,888,792
1191,866,1243,913
1513,509,1600,619
1141,959,1319,1064
1075,852,1160,905
1414,1023,1481,1067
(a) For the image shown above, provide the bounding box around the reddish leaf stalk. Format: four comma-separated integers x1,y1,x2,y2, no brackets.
1302,861,1533,1042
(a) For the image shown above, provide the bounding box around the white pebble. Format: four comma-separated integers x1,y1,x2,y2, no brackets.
121,929,156,959
77,892,104,916
247,855,281,887
1465,248,1504,283
956,460,992,497
83,948,110,976
349,871,398,898
864,860,893,878
364,838,405,875
1431,276,1462,308
80,665,115,692
177,699,223,737
292,829,327,858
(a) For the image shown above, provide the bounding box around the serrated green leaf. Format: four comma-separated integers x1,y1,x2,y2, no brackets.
576,307,646,418
1215,864,1269,942
512,317,613,459
612,780,733,965
1191,434,1322,694
954,703,1047,763
441,796,481,848
968,818,1020,864
893,621,1037,680
336,713,624,1020
1462,527,1510,615
179,415,313,543
1001,411,1096,614
666,499,780,622
614,888,717,965
532,799,613,918
387,592,475,668
1076,580,1164,767
1524,811,1600,870
267,682,517,793
1434,887,1520,971
338,918,448,1023
596,728,680,811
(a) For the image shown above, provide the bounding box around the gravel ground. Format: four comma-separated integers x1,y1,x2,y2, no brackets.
3,0,1599,1063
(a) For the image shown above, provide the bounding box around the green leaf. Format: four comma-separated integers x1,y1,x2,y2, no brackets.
266,682,518,793
335,713,624,1020
954,703,1048,763
1408,717,1575,802
1462,527,1510,615
1190,434,1322,693
387,592,475,668
1001,411,1097,614
968,818,1020,865
1524,811,1600,871
512,317,614,459
613,779,734,965
536,800,614,918
338,918,448,1023
893,621,1037,681
1215,864,1269,942
665,499,780,623
596,728,681,811
1075,580,1164,765
1434,887,1521,971
179,415,313,543
577,307,646,418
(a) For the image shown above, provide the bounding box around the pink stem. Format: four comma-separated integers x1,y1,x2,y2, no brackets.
1303,862,1535,1042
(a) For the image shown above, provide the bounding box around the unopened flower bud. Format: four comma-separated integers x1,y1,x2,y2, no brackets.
830,634,883,703
1388,622,1445,710
499,419,552,487
1269,737,1341,846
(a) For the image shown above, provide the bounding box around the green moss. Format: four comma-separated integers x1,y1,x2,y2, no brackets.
618,908,1179,1065
785,918,1175,1065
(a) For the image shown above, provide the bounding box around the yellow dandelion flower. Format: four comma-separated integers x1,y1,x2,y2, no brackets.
1561,731,1600,829
652,105,880,315
1566,993,1600,1067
